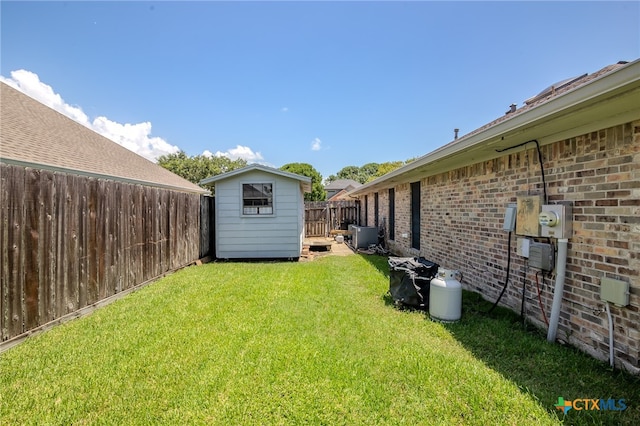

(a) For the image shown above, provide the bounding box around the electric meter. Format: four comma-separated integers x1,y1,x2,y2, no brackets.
539,204,573,238
538,211,559,227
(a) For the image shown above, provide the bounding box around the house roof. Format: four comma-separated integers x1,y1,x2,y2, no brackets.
0,82,205,194
199,163,312,193
327,188,355,201
325,179,362,191
350,59,640,196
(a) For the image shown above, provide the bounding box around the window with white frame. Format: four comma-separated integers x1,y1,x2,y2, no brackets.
242,183,273,215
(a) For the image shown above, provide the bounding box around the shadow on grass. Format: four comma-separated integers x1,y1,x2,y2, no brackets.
445,291,640,425
359,254,639,425
357,253,391,279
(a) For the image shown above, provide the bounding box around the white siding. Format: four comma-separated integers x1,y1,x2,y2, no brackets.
215,170,305,258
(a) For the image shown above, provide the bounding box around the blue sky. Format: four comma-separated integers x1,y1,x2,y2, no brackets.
2,1,639,180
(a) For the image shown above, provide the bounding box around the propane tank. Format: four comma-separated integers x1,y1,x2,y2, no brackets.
429,268,462,322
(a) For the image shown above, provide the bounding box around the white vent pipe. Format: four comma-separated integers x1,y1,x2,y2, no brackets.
547,238,568,342
605,302,614,368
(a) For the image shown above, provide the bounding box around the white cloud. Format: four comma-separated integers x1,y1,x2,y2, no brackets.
205,145,264,162
91,117,178,161
1,70,90,126
0,69,179,162
281,107,289,112
311,137,322,151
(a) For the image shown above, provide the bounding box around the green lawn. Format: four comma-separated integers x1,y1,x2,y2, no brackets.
1,255,638,425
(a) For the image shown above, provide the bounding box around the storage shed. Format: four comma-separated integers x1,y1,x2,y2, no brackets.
200,164,311,259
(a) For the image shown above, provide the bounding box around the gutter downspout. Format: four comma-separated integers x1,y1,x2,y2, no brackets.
547,238,568,342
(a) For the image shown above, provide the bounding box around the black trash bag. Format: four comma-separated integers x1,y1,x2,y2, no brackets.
388,257,439,309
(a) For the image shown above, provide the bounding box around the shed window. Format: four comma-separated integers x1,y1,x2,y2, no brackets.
243,183,273,215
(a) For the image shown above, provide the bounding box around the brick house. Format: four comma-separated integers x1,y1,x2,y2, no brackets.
349,60,640,373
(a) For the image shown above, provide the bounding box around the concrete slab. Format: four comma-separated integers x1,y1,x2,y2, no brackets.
302,236,354,260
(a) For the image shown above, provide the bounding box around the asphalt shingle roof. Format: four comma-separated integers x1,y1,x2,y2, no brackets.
324,179,362,190
448,61,630,145
0,82,205,193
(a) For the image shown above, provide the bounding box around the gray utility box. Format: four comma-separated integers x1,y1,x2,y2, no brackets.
351,226,379,249
529,242,553,271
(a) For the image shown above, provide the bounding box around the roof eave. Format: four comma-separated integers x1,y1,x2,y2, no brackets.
349,59,640,196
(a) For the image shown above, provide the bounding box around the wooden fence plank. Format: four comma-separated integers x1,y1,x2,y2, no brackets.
105,180,116,296
11,166,26,338
40,170,55,322
66,174,80,314
169,194,176,269
142,189,151,281
0,165,8,340
133,187,142,286
24,168,41,330
173,193,184,269
86,178,98,305
187,194,197,262
151,188,159,278
1,165,26,339
144,188,152,280
127,184,136,290
54,172,67,318
121,182,132,291
114,182,124,293
74,176,87,310
159,189,168,275
157,188,164,277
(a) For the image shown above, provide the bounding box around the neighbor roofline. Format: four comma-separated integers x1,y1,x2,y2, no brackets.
349,58,640,196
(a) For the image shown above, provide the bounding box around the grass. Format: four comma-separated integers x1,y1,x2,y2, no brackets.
1,255,638,425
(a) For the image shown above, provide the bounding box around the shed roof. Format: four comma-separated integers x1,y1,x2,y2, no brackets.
350,59,640,196
200,163,312,193
0,82,205,194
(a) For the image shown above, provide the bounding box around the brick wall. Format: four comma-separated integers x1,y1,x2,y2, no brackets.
366,120,640,373
376,190,389,233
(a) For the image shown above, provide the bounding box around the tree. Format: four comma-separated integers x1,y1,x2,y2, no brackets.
327,159,417,184
157,151,247,188
329,164,378,184
359,163,380,183
371,161,404,181
279,163,325,201
334,165,362,183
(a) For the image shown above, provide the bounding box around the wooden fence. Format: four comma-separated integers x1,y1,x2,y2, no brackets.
0,164,202,344
304,200,359,237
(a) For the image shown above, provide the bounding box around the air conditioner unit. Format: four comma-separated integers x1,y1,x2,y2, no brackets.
351,226,378,249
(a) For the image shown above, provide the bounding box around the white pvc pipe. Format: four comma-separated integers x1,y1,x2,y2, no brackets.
605,302,614,368
547,238,568,342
